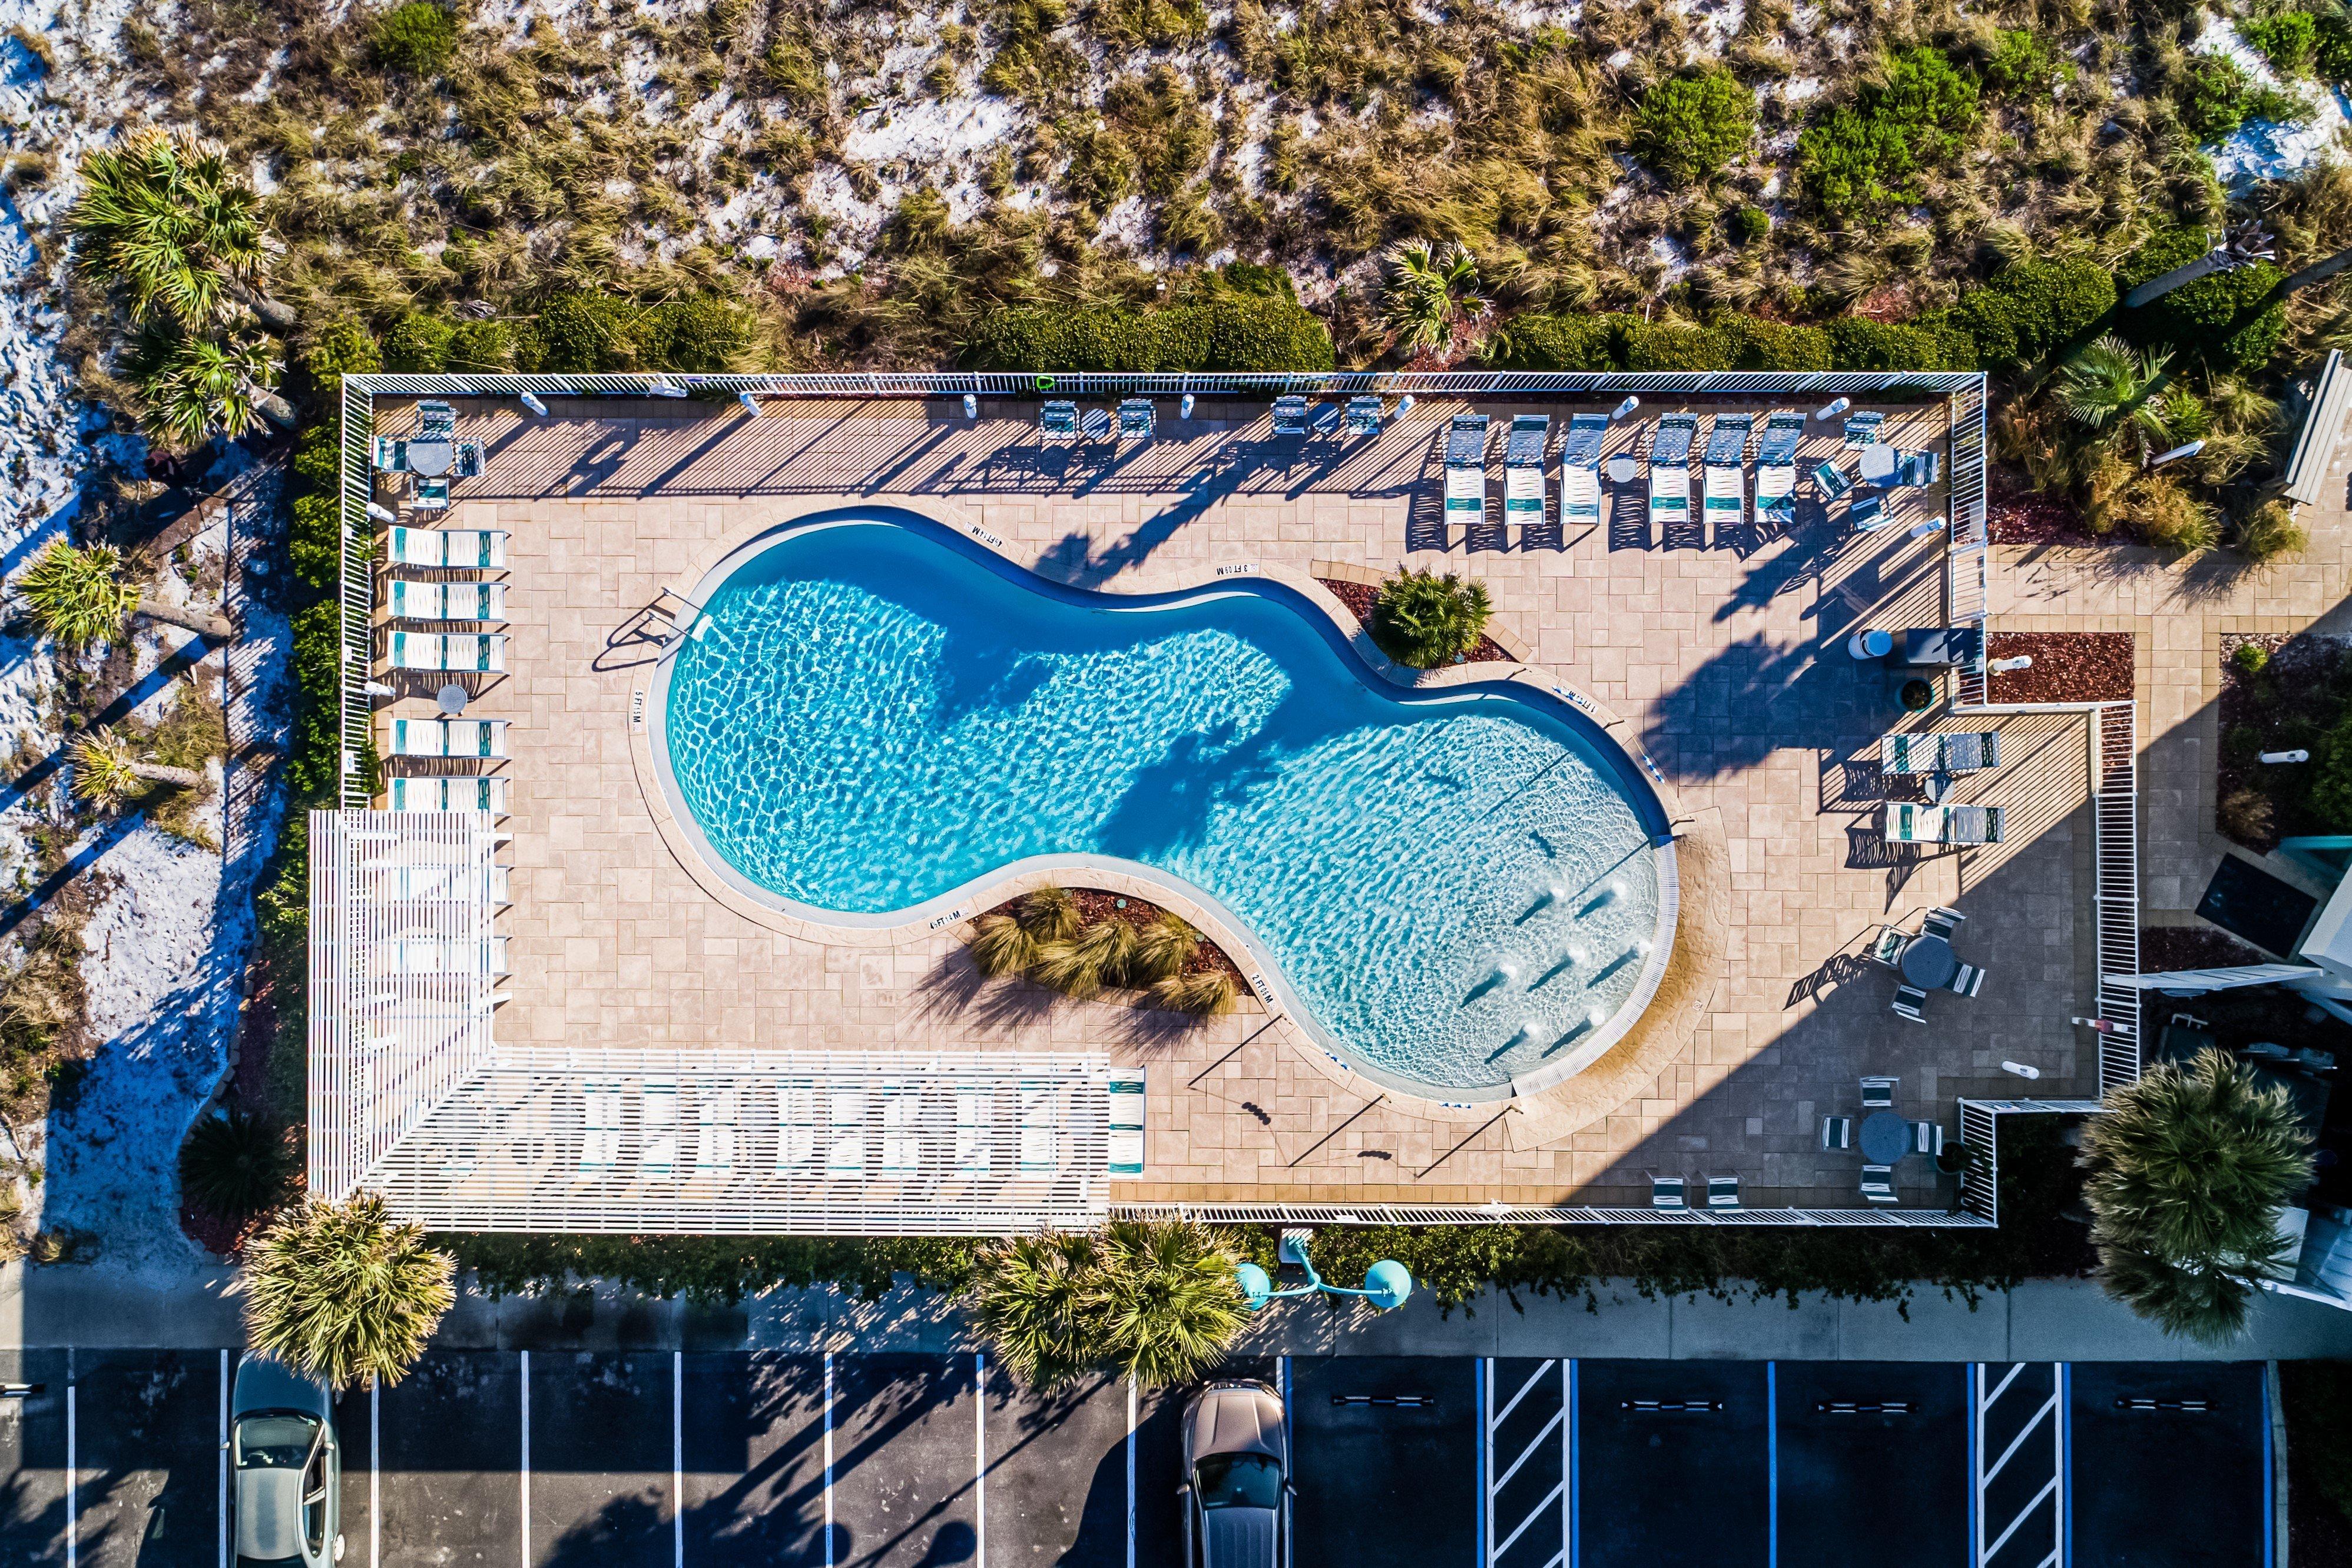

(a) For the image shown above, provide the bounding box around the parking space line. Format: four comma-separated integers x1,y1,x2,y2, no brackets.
673,1351,684,1568
1280,1356,1293,1568
220,1348,230,1568
823,1351,835,1568
1766,1363,1777,1568
1479,1359,1490,1567
974,1352,988,1568
1965,1366,1977,1568
520,1349,531,1568
1125,1377,1137,1568
65,1373,75,1568
371,1378,381,1568
1563,1361,1574,1568
2056,1364,2070,1568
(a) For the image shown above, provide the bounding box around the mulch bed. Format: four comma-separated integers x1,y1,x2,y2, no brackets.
2214,631,2352,853
1987,463,2099,546
980,887,1244,983
1316,577,1512,665
1986,631,2134,704
2138,924,2270,972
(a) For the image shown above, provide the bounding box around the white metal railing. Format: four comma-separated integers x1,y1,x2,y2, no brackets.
2090,702,2142,1091
1956,1098,2105,1222
344,369,1987,399
1117,1202,1992,1228
337,383,377,808
1946,379,1991,706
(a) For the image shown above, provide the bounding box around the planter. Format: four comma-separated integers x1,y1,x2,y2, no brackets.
1899,679,1937,712
1934,1140,1973,1176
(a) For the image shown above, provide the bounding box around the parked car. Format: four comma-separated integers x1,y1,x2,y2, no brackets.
230,1353,343,1567
1180,1378,1289,1568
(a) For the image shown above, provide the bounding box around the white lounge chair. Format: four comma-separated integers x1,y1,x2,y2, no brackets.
1108,1075,1145,1176
1018,1082,1060,1171
387,527,508,570
1504,414,1549,531
1559,413,1607,530
1880,802,2007,845
1755,412,1804,527
373,934,508,976
581,1080,624,1172
389,579,507,623
775,1083,817,1171
694,1084,739,1176
827,1091,867,1173
389,717,508,759
640,1078,680,1178
370,861,510,904
1648,413,1697,531
1703,415,1751,535
1445,414,1489,527
1880,731,2000,775
385,774,509,815
386,632,508,673
954,1089,991,1176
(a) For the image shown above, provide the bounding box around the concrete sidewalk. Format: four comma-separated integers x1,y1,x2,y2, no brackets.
10,1259,2351,1359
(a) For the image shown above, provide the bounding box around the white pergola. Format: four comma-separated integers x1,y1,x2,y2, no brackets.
309,811,1115,1233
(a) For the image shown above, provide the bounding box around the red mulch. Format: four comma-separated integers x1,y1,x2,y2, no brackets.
1987,463,2101,546
1317,577,1512,665
2139,925,2269,972
981,887,1243,982
1986,632,2133,704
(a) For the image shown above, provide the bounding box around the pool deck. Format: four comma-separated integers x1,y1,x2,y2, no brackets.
366,391,2352,1211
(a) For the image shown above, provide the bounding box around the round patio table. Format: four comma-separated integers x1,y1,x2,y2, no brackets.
1605,455,1638,485
408,438,456,478
1899,932,1958,990
1857,443,1897,483
1860,1110,1912,1165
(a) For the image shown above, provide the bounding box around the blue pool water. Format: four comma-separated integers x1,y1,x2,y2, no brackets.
660,517,1668,1093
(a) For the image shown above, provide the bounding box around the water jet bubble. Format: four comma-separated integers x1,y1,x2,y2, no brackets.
1567,943,1588,964
1635,938,1652,956
1588,1006,1608,1026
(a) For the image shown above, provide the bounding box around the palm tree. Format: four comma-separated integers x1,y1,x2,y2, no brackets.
1369,568,1493,669
18,541,234,644
239,1195,456,1390
138,331,294,450
69,725,205,808
963,1231,1102,1391
68,129,297,334
2056,336,2175,445
180,1105,298,1219
2079,1047,2314,1343
1379,239,1488,356
1086,1218,1247,1387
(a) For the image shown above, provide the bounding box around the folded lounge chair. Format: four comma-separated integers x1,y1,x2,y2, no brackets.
387,528,508,571
1755,412,1804,526
1648,413,1697,531
1860,1165,1899,1204
1849,492,1887,531
1814,459,1853,503
1445,413,1489,526
1880,801,2008,845
386,774,510,815
1505,414,1549,529
389,717,509,759
388,579,507,623
1703,414,1751,534
386,631,508,674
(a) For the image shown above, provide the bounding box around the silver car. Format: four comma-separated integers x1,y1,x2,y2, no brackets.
230,1354,343,1568
1180,1379,1289,1568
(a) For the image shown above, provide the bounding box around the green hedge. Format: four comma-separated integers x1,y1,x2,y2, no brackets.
962,296,1336,372
1948,257,2116,369
2117,228,2287,373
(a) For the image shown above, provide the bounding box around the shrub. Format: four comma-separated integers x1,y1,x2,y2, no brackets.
289,493,343,594
522,290,640,372
1016,886,1083,941
2234,642,2272,675
181,1106,297,1218
1982,28,2072,98
963,294,1334,372
448,1232,976,1304
1371,568,1493,668
444,319,516,372
1068,917,1138,989
2242,10,2320,79
2218,786,2275,841
19,541,131,645
1148,969,1237,1016
640,296,755,371
760,37,827,108
2235,498,2308,562
961,1219,1246,1390
1730,204,1771,245
1824,314,1969,371
1128,915,1197,985
370,1,459,75
2175,54,2305,140
241,1194,457,1388
1798,47,1981,219
967,913,1038,978
1952,258,2116,369
1630,68,1756,184
1482,312,1624,370
2079,1048,2313,1342
2118,229,2288,373
302,319,380,389
1032,938,1109,1000
1620,319,1736,371
382,310,455,373
2320,12,2352,80
2311,711,2352,827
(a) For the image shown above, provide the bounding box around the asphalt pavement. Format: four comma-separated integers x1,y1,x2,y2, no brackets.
0,1350,2274,1567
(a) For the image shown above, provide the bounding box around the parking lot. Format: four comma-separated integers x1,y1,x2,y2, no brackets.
0,1350,2271,1566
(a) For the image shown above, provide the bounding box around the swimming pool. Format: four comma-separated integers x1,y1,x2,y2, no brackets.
654,512,1675,1098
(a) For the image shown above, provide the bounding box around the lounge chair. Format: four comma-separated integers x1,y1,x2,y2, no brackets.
1943,804,2005,844
386,631,508,674
373,934,508,976
1814,459,1853,502
1861,1076,1898,1108
1860,1165,1899,1204
389,717,508,759
387,527,508,571
1705,1174,1741,1211
1941,732,1999,773
1559,413,1607,530
1703,414,1751,535
1505,414,1549,530
1445,413,1489,527
877,1085,920,1173
372,437,410,474
1843,410,1884,447
694,1085,738,1176
386,774,510,815
1895,450,1941,487
1820,1115,1853,1151
1949,962,1985,997
372,860,511,904
1755,412,1804,526
1273,395,1310,436
1345,395,1383,435
389,579,508,623
1108,1074,1145,1176
1018,1082,1060,1171
1848,492,1887,532
1880,731,2001,776
775,1084,817,1171
641,1078,679,1178
1039,400,1078,439
827,1091,867,1173
581,1080,624,1171
954,1089,991,1176
1648,412,1697,531
1892,985,1929,1022
1649,1172,1688,1211
1117,397,1155,440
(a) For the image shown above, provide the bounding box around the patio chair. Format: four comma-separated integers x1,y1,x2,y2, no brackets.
1819,1115,1853,1151
1118,397,1155,440
877,1083,920,1173
1895,450,1942,487
1445,413,1489,526
1910,1121,1939,1156
1018,1082,1061,1171
953,1089,990,1176
1108,1074,1146,1176
1843,410,1884,447
1272,395,1310,436
1814,459,1853,502
1703,414,1751,535
372,436,410,474
1649,1172,1688,1211
416,400,457,438
775,1083,818,1171
1848,492,1887,532
580,1080,624,1172
390,579,508,623
827,1090,867,1174
1859,1165,1899,1204
1505,414,1549,531
1860,1076,1899,1108
454,440,484,479
386,631,508,674
1943,804,2006,844
387,527,509,571
1922,906,1966,940
412,475,451,513
1949,963,1986,998
1649,412,1697,531
694,1085,739,1177
1867,925,1907,967
1939,732,2000,773
1891,986,1929,1023
1705,1174,1741,1211
1344,395,1383,435
640,1078,680,1179
1039,399,1079,439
